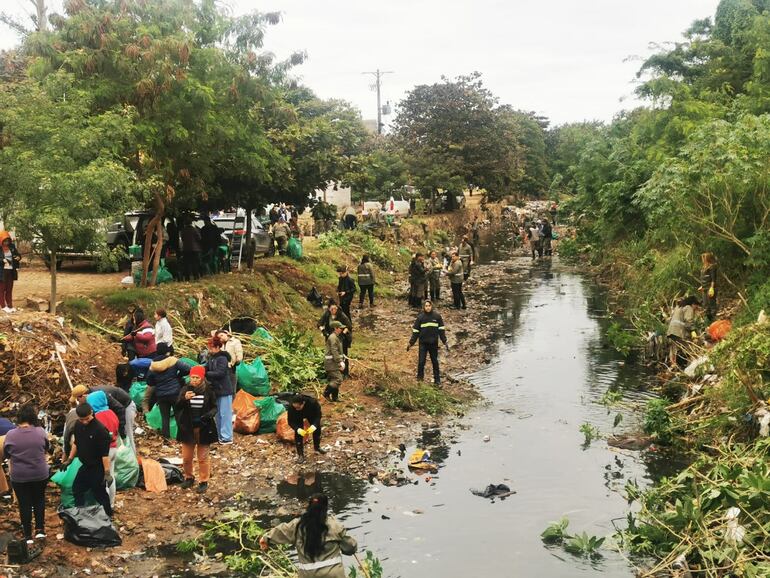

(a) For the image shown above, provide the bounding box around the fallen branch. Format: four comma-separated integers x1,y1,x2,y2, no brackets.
76,315,122,338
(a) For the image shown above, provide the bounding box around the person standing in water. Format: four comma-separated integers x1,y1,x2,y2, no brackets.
260,494,357,578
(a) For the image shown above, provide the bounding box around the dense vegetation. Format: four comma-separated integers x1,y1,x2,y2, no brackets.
548,0,770,326
545,1,770,574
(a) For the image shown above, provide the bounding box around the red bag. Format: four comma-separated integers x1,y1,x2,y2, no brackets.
708,319,732,342
233,390,258,415
234,407,261,435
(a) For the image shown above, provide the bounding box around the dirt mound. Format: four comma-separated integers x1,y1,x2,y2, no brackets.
0,312,123,420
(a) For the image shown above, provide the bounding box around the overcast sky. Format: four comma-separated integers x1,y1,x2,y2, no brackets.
0,0,721,126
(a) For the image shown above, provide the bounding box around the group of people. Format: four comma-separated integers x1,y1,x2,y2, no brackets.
268,204,303,256
523,218,554,260
665,252,720,366
408,237,475,310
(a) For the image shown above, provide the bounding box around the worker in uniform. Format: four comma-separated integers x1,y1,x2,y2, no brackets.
336,266,356,320
447,252,466,309
408,253,427,308
458,237,474,280
323,321,346,402
407,300,449,386
427,250,443,301
288,394,326,463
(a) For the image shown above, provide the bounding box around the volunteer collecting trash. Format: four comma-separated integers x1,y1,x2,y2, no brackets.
206,336,234,444
336,266,356,320
259,493,358,578
175,366,216,493
407,300,449,386
323,321,346,402
288,394,326,463
64,403,113,518
85,391,119,509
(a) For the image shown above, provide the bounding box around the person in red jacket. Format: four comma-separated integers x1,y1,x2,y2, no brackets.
121,309,157,358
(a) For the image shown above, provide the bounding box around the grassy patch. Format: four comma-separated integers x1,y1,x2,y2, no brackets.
61,296,95,318
102,288,159,311
365,377,459,416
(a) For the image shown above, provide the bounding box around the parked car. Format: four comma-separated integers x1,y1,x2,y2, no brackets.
211,213,272,258
384,197,412,217
35,218,132,270
438,193,467,211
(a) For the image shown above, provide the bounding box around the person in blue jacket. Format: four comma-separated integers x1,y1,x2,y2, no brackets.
205,336,234,444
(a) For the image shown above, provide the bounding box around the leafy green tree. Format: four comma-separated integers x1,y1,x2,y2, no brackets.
393,73,528,204
345,137,408,202
0,75,136,312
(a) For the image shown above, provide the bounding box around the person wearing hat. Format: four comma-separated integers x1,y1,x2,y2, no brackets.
86,391,119,508
145,343,191,439
175,365,216,493
458,236,474,281
336,266,356,320
64,403,113,518
63,384,131,457
407,300,449,386
323,322,346,402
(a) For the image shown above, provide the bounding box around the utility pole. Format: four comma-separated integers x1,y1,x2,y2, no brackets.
362,69,393,135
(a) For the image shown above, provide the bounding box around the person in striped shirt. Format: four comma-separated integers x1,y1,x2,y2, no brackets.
175,365,217,493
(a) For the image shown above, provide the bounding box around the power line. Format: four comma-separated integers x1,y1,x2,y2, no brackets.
362,69,394,135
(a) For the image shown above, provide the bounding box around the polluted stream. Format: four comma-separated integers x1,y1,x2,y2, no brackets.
161,245,673,577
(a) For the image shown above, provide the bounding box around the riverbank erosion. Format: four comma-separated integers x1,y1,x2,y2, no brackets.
0,209,526,576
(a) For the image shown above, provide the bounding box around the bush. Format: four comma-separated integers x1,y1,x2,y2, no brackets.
61,296,95,318
365,378,458,415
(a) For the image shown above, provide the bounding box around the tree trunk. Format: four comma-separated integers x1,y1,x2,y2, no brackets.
140,214,160,287
150,217,163,286
31,0,47,31
49,247,57,314
141,192,166,287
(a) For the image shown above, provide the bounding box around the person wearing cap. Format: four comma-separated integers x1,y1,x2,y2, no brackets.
145,343,191,439
175,365,216,493
323,322,346,402
336,266,356,320
206,336,234,444
64,403,113,518
288,394,326,462
407,300,449,386
317,303,352,376
458,236,474,281
64,384,131,457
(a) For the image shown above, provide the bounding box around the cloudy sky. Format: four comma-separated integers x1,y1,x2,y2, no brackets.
0,0,721,126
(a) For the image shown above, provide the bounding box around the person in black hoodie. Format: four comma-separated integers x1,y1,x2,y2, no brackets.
407,300,449,386
205,336,234,444
145,343,191,439
408,254,428,308
288,394,327,462
175,365,217,493
541,219,553,257
336,266,356,319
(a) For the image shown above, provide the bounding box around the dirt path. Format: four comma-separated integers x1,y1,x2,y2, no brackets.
13,263,124,307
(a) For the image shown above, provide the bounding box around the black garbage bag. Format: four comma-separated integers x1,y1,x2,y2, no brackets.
160,463,185,485
222,317,258,336
470,483,516,499
306,286,323,308
59,506,122,548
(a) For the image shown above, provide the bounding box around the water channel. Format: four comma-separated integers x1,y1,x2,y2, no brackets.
275,251,671,577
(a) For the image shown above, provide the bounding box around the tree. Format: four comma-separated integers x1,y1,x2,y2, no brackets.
344,137,408,202
0,75,136,312
393,73,534,204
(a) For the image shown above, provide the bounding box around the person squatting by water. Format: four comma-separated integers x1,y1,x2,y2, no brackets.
323,321,346,402
408,300,449,386
666,295,700,367
260,493,358,578
288,394,327,463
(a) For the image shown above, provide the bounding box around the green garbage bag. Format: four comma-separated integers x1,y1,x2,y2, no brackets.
287,237,303,260
252,327,273,342
129,381,147,408
132,258,174,286
51,458,95,508
145,404,178,439
255,396,285,434
237,358,270,396
129,244,142,259
114,441,140,490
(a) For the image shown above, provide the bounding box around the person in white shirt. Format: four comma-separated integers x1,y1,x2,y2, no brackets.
154,309,174,353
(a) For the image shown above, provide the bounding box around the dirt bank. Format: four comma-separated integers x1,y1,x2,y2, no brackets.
0,213,518,577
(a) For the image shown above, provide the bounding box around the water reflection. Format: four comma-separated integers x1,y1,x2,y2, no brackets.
276,471,369,515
